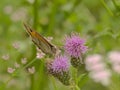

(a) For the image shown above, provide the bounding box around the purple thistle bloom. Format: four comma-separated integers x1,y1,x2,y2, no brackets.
51,55,70,73
64,33,88,58
47,55,70,85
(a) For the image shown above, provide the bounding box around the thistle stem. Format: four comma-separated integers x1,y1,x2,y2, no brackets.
71,68,81,90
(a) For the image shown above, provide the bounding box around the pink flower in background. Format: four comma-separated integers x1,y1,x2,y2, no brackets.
64,33,88,58
28,66,35,74
3,5,13,15
112,64,120,74
87,63,105,71
14,62,20,68
36,48,45,59
108,51,120,64
85,54,104,71
36,52,45,59
85,54,102,66
45,36,53,42
108,51,120,74
27,0,35,4
90,70,111,86
21,58,27,64
85,54,111,86
7,67,15,74
10,8,27,22
12,42,20,49
2,54,10,60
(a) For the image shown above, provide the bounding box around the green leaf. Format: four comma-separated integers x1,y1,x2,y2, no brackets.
77,73,89,88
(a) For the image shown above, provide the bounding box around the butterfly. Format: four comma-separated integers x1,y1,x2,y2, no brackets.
24,23,56,55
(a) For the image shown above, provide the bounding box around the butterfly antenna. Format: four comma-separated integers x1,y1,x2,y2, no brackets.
23,23,33,35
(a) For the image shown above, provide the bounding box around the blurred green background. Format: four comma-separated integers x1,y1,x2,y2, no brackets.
0,0,120,90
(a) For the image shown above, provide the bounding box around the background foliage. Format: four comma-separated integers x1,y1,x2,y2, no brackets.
0,0,120,90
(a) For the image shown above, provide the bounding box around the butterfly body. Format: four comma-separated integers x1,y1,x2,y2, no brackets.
24,23,56,55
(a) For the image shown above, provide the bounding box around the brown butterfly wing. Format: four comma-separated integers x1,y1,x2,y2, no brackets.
24,23,56,55
32,32,55,54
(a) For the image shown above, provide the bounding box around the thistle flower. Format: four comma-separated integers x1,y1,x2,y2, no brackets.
47,55,70,85
64,33,88,67
51,55,70,73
